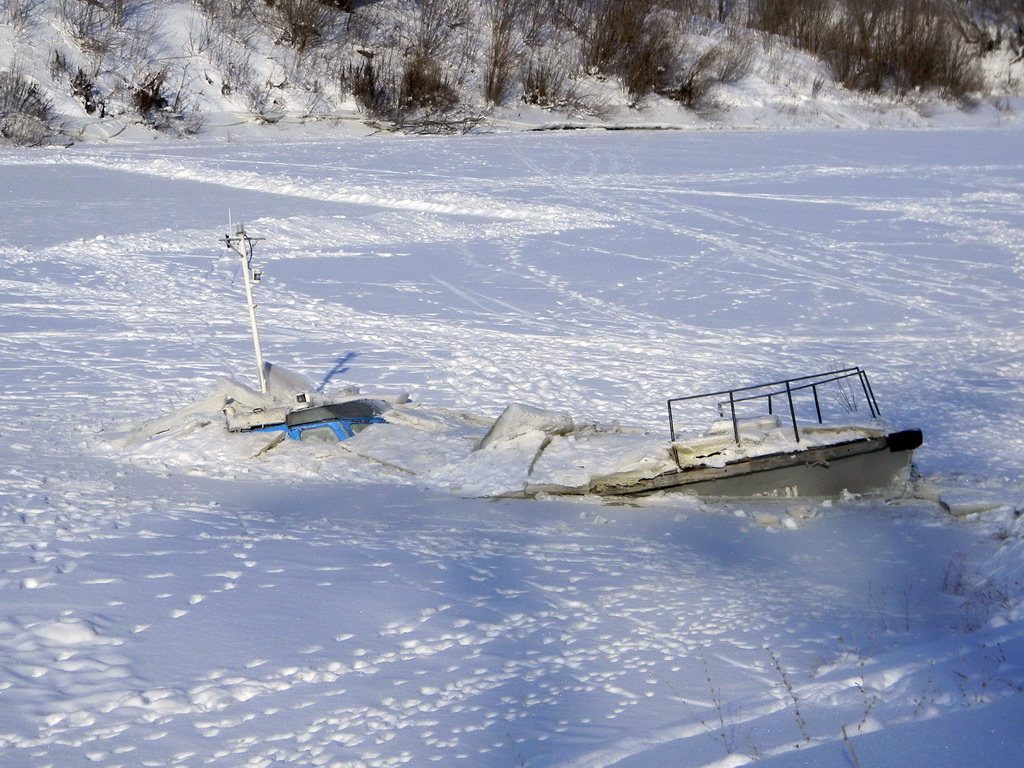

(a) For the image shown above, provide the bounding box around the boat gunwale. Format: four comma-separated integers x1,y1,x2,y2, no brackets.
591,429,921,497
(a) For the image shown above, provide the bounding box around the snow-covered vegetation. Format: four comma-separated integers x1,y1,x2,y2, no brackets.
0,0,1022,143
3,126,1024,765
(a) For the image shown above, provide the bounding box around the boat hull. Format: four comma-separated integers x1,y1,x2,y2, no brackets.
592,429,922,498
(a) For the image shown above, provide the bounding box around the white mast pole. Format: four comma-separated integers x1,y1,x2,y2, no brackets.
224,221,269,395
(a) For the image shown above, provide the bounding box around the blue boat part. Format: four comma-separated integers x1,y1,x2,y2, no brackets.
250,400,387,442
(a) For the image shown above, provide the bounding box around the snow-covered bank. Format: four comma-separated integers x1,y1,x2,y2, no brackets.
2,0,1023,145
2,128,1024,766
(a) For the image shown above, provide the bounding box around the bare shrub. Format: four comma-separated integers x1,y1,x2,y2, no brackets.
514,1,593,107
279,0,329,50
130,66,207,135
246,80,287,122
188,9,261,99
0,68,62,146
338,0,385,47
829,0,982,99
351,48,465,130
57,0,159,65
518,0,550,47
132,69,170,115
518,0,584,48
72,67,103,115
582,0,655,73
351,55,399,120
402,51,459,116
620,14,677,105
57,0,118,59
713,31,757,85
897,2,984,98
48,49,106,116
672,0,744,24
185,7,216,55
224,52,258,98
748,0,834,52
413,0,474,60
483,0,524,105
943,553,1023,632
521,50,579,108
3,0,45,31
750,0,983,100
662,45,725,109
579,0,683,105
192,0,256,22
193,0,263,52
949,0,1024,58
661,34,753,112
48,48,72,83
261,0,344,52
343,0,472,123
351,0,471,126
769,648,812,744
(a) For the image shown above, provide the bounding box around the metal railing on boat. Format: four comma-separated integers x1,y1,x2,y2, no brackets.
667,367,880,447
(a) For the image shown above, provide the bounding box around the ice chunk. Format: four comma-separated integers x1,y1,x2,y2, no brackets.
477,403,573,451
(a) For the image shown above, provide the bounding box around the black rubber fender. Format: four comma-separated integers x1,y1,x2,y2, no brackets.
887,429,923,453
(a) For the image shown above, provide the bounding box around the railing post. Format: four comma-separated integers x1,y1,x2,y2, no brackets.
786,381,800,442
729,391,740,445
667,399,676,442
859,370,879,418
812,384,822,423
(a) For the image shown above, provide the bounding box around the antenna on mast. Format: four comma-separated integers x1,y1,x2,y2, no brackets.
223,218,269,395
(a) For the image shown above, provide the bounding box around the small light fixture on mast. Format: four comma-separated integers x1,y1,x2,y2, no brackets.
223,219,269,395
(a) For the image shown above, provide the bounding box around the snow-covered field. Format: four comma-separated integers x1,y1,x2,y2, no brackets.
2,127,1024,766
